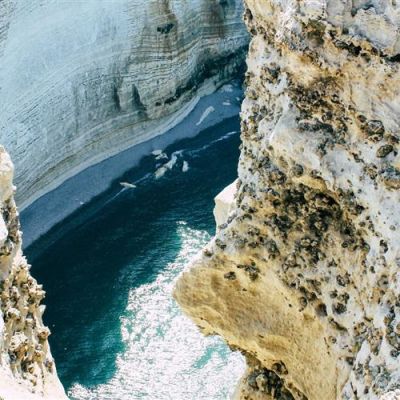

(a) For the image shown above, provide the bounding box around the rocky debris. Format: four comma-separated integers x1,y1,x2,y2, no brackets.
175,0,400,399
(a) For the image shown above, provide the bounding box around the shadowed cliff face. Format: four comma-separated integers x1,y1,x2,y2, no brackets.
0,0,248,210
175,1,400,399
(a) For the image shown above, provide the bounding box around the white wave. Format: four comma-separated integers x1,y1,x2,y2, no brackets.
68,225,245,400
187,131,238,156
182,161,189,172
214,130,238,142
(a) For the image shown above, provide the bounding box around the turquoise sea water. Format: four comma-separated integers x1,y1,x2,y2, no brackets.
26,116,245,400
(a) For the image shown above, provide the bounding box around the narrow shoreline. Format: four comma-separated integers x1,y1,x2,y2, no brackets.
21,82,243,248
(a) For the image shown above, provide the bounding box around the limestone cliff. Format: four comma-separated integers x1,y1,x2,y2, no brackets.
0,0,248,210
175,1,400,399
0,147,66,399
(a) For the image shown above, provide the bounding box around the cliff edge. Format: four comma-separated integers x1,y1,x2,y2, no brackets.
175,1,400,399
0,0,248,211
0,147,66,399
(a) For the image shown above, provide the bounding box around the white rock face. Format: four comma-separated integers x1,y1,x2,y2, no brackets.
176,1,400,399
0,0,248,210
214,179,237,230
0,147,66,399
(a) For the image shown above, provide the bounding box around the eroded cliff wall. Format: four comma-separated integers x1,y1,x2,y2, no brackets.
0,0,248,210
0,146,66,399
175,1,400,399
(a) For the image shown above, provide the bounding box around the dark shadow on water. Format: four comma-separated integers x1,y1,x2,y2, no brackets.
26,116,241,391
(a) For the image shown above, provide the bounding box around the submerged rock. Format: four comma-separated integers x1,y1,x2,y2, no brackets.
175,1,400,399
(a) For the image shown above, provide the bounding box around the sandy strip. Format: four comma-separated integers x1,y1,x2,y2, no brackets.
21,82,243,248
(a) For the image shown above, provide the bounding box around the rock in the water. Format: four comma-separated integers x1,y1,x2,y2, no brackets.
182,161,189,173
120,182,136,189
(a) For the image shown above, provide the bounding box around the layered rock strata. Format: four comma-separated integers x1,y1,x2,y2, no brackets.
0,147,66,399
0,0,248,210
175,1,400,399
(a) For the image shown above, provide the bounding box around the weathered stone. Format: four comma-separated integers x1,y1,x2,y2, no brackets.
175,1,400,399
0,146,66,400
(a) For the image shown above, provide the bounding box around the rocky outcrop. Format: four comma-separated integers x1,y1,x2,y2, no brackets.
175,1,400,399
0,0,248,210
0,147,66,399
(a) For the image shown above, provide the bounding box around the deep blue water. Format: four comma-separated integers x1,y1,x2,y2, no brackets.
26,116,245,400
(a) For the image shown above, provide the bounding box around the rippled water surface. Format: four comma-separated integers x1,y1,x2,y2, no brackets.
26,116,245,400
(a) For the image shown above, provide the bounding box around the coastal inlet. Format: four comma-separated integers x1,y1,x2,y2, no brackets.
26,116,245,400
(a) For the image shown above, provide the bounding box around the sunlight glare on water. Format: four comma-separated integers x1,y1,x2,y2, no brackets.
69,223,244,400
27,116,245,400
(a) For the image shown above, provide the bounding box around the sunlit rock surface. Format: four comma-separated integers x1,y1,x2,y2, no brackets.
0,147,66,399
175,1,400,399
214,179,237,230
0,0,248,210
